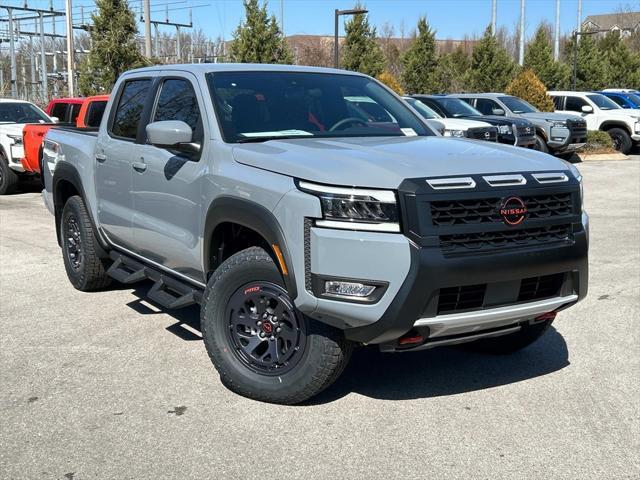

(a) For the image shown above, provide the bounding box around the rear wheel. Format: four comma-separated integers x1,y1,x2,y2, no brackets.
533,134,549,153
61,195,112,291
464,320,553,355
201,247,352,404
0,151,19,195
607,127,632,154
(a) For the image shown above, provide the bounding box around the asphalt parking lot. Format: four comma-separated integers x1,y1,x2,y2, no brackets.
1,157,639,480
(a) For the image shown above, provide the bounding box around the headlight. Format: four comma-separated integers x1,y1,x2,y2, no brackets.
298,181,400,232
498,125,512,134
547,120,567,128
7,134,23,145
443,129,465,138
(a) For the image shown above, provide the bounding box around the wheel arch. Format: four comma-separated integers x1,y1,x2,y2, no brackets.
600,121,632,135
203,196,298,300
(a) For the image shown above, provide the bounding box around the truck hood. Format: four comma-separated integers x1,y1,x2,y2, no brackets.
517,112,584,122
439,118,492,129
0,123,26,136
601,109,640,121
465,115,532,127
232,136,569,189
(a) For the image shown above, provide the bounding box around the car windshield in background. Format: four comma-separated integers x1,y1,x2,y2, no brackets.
206,71,432,143
404,98,439,119
0,102,50,124
626,93,640,107
586,94,620,110
431,97,481,117
499,96,538,113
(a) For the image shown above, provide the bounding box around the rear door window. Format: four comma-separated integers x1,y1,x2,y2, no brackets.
50,103,68,122
552,96,564,110
475,98,501,115
70,103,82,123
565,96,588,112
111,79,152,139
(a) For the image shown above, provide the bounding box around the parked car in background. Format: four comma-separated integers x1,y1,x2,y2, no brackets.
45,98,84,124
404,97,498,142
42,64,588,404
0,99,52,194
411,94,536,149
598,90,640,110
450,93,587,156
22,95,110,178
549,91,640,154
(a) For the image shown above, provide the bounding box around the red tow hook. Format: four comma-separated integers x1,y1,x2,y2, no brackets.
398,333,425,346
534,311,557,322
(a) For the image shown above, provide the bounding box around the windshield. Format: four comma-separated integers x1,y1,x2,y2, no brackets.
207,71,432,143
0,102,50,124
404,98,440,119
586,94,620,110
626,93,640,107
429,97,481,118
498,96,538,113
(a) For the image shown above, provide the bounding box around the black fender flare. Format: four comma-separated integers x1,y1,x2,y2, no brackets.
203,196,298,299
600,122,632,135
52,162,108,255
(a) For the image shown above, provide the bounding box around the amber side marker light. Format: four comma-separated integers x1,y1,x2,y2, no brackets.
534,312,557,322
271,244,288,276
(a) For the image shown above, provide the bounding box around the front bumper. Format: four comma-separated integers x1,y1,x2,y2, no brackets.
548,124,588,152
8,144,25,172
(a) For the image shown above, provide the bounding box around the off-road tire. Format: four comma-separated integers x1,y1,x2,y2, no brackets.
607,127,632,154
533,134,549,153
201,247,353,405
464,320,553,355
61,195,112,291
0,151,19,195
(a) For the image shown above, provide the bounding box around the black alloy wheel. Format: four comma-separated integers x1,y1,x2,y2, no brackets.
226,282,305,376
63,214,83,271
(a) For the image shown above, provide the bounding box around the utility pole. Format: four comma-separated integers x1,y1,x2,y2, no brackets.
29,36,36,99
65,0,74,96
554,0,560,61
51,2,59,96
576,0,582,43
143,0,152,58
491,0,497,35
518,0,525,66
148,9,192,64
39,11,48,101
7,7,17,97
280,0,284,34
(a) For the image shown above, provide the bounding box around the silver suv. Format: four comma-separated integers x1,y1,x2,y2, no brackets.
42,64,589,404
450,93,587,156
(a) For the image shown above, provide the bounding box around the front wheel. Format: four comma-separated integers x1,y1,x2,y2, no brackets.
532,134,549,153
607,127,632,154
0,152,19,195
464,320,553,355
201,247,352,404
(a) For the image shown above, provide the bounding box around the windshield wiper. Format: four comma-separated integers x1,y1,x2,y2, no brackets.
236,135,314,144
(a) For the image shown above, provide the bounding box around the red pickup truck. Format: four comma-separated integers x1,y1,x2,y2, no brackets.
21,95,109,175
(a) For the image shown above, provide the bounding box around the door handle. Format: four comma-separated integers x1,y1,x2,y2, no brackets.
95,153,107,163
132,161,147,172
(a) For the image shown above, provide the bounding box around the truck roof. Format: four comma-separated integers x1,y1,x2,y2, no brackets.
126,62,367,77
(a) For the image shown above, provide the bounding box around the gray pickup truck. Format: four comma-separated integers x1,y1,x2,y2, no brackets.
43,64,589,404
450,93,588,156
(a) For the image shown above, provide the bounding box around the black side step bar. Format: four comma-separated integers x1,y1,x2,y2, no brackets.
107,251,203,310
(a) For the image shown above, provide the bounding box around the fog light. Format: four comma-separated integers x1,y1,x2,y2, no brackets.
325,281,376,298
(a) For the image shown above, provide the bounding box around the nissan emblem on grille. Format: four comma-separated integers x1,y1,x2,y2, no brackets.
499,196,528,225
484,131,490,139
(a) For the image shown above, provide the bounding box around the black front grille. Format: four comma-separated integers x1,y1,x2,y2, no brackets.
431,193,573,226
518,273,565,301
467,127,498,142
437,284,487,314
567,119,587,134
440,224,572,254
517,125,535,138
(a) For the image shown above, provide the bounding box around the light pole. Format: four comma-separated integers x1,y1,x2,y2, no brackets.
334,8,368,69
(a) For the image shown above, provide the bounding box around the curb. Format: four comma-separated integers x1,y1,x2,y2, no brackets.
578,153,630,161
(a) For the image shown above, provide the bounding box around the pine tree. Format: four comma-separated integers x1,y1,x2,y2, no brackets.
229,0,293,64
524,25,570,90
465,26,517,92
401,17,440,93
565,34,609,90
341,5,385,77
435,46,471,93
78,0,148,95
505,69,555,111
599,31,640,88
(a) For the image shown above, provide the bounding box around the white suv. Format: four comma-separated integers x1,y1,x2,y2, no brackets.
549,91,640,154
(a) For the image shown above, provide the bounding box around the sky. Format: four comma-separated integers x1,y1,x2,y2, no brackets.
1,0,639,42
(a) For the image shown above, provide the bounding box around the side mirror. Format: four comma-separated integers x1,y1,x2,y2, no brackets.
581,105,593,113
146,120,200,154
492,108,506,116
50,116,59,123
